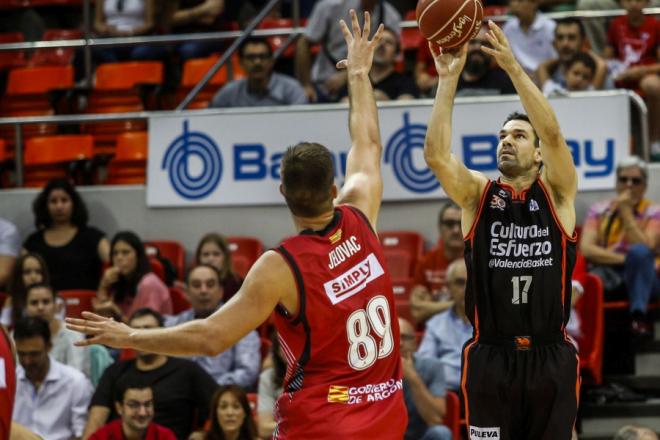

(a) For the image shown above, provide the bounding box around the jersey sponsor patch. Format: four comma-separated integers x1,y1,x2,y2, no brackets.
323,253,385,305
469,426,500,439
327,379,402,405
327,385,349,403
490,194,506,211
529,199,540,211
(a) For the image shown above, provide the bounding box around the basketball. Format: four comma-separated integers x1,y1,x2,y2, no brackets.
416,0,484,49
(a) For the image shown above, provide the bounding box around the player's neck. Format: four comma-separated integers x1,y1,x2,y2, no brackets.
291,210,336,233
499,172,538,193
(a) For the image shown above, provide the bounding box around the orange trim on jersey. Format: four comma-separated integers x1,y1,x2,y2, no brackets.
537,179,577,242
495,179,529,201
560,237,567,331
461,301,480,428
572,352,581,432
465,180,493,241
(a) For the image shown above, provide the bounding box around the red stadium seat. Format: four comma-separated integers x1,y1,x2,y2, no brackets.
95,61,163,91
384,249,414,280
227,236,264,276
59,289,96,319
176,54,245,109
247,393,258,418
395,300,414,324
106,131,148,185
0,32,26,71
401,10,424,53
444,391,461,440
575,273,604,385
145,239,186,281
23,134,94,187
391,278,414,303
168,286,191,314
6,65,74,95
149,257,166,283
29,29,82,66
379,230,424,257
258,18,297,58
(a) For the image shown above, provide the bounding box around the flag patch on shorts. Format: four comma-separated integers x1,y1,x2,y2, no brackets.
469,426,500,439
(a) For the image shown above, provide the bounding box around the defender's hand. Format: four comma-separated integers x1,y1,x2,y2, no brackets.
336,9,385,76
66,311,134,348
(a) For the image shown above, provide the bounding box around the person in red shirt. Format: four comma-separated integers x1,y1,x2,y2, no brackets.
605,0,660,153
410,201,464,325
68,10,408,440
89,382,176,440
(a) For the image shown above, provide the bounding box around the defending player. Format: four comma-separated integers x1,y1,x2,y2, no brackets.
67,10,407,440
423,21,579,440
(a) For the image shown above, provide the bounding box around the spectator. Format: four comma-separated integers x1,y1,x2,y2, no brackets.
1,253,51,328
165,265,260,388
605,0,660,154
195,233,243,302
399,318,451,440
456,26,516,97
164,0,225,61
256,330,285,438
503,0,557,76
24,283,90,377
537,17,609,91
410,202,464,325
83,308,218,440
13,316,92,440
613,424,659,440
95,231,172,321
417,259,473,391
88,381,177,440
210,36,307,108
204,385,258,440
0,217,18,290
543,52,597,96
93,0,165,62
580,156,660,337
23,179,110,291
338,26,418,101
295,0,401,102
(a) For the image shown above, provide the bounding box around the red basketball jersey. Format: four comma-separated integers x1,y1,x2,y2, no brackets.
273,205,407,439
0,328,15,440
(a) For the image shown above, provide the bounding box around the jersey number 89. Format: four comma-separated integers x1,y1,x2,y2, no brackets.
346,295,394,370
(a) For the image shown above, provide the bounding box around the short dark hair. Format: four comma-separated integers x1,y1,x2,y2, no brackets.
281,142,335,217
186,264,222,285
438,201,460,225
114,377,152,404
239,36,273,58
110,231,152,304
555,17,586,39
25,282,56,300
128,308,165,328
32,178,89,229
566,52,596,75
503,112,540,148
13,316,51,344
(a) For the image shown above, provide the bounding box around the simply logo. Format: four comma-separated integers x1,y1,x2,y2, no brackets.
161,120,223,200
384,112,439,193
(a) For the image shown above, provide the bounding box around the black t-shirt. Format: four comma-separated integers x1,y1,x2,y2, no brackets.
23,226,105,291
338,71,419,101
456,68,516,97
91,358,219,440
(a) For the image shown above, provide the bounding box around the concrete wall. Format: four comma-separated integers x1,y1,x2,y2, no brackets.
1,164,659,264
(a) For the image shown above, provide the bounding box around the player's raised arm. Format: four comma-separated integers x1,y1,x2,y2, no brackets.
423,43,488,212
66,250,294,356
482,20,577,201
334,10,385,228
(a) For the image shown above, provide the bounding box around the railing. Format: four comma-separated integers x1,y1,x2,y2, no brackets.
0,90,649,187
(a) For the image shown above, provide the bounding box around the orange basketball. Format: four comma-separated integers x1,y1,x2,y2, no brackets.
416,0,484,49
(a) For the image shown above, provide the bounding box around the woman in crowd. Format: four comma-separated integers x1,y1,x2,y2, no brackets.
24,179,110,291
205,385,258,440
257,330,285,438
1,253,51,327
95,231,171,320
195,233,243,302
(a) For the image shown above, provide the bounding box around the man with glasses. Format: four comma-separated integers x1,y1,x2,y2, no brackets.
417,259,472,392
88,382,176,440
580,156,660,337
410,201,465,325
210,36,307,108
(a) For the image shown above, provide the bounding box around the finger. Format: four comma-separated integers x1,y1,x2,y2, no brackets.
350,9,361,38
339,19,352,44
488,20,505,40
74,338,95,347
336,59,348,70
370,23,384,46
428,41,440,58
481,45,496,57
485,31,502,50
363,10,371,39
81,310,110,321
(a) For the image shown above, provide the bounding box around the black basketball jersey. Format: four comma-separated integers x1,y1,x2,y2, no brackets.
464,179,576,339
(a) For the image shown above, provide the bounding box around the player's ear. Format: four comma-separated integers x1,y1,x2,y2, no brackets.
331,184,338,199
279,183,286,198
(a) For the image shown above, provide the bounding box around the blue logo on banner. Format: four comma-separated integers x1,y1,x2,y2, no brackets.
384,112,439,193
162,121,223,200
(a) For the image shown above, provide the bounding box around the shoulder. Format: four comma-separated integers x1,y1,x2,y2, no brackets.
273,73,305,90
54,358,90,384
642,200,660,218
586,199,611,218
151,423,178,438
0,218,17,236
165,309,193,326
139,272,167,289
23,230,43,246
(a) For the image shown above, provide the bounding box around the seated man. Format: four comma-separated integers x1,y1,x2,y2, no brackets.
338,27,418,101
210,36,307,108
580,156,660,336
399,318,451,440
83,308,219,439
417,259,473,391
165,265,260,388
89,381,176,440
410,201,464,325
13,316,92,440
537,17,609,91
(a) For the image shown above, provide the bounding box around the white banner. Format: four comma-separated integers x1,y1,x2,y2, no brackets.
147,92,629,207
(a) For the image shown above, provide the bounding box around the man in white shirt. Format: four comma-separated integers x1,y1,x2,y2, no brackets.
13,316,92,440
0,217,19,289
